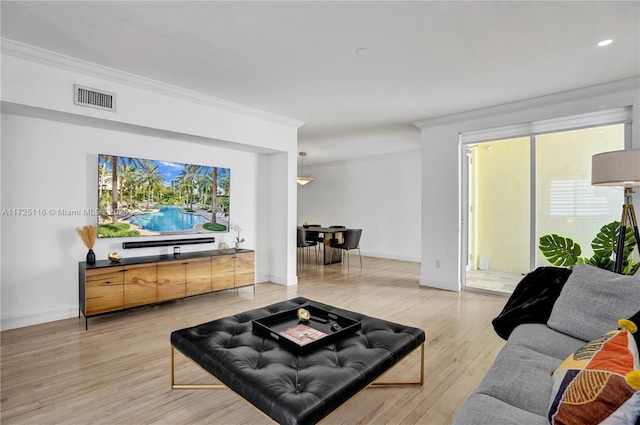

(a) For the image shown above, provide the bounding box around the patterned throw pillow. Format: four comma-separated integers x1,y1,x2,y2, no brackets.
548,318,640,425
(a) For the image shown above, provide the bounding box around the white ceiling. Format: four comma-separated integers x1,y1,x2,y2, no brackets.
2,1,639,165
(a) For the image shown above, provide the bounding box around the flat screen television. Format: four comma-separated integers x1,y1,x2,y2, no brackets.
97,154,230,238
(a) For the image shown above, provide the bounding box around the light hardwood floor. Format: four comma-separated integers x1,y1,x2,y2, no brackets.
1,256,507,425
465,270,523,294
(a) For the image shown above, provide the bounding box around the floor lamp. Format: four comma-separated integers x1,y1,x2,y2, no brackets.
592,149,640,274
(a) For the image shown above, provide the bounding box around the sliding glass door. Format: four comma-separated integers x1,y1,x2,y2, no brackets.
464,123,625,294
535,125,625,264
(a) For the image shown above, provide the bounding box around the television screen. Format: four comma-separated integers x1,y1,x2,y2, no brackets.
97,154,230,238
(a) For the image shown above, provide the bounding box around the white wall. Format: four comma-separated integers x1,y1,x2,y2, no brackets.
1,115,255,327
1,40,302,330
258,152,298,285
297,151,421,262
416,78,640,291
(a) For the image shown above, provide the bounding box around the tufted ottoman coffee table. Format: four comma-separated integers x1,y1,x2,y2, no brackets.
170,297,425,425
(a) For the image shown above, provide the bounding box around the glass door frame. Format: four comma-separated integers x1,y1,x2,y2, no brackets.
459,108,632,291
460,136,536,291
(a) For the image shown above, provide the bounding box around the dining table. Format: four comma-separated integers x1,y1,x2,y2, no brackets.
298,226,349,265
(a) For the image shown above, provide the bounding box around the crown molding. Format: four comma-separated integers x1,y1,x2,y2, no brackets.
1,38,305,129
413,77,640,130
303,148,421,169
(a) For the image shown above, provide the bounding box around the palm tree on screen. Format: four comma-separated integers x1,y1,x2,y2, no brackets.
179,164,202,210
120,166,139,210
218,170,230,216
117,163,130,206
197,174,212,209
100,155,144,223
98,161,109,208
210,167,219,223
139,160,163,210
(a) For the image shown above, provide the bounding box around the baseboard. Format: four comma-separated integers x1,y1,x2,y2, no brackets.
1,307,78,331
359,250,421,263
267,274,297,286
419,277,460,292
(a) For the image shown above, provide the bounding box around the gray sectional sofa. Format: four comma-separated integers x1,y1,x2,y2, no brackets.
451,264,640,425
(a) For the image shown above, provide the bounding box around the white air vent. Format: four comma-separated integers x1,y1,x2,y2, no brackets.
74,85,116,112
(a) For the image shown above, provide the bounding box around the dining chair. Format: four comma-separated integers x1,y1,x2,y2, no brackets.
325,225,346,260
297,228,318,266
328,225,346,244
305,224,323,245
329,229,362,268
305,224,324,260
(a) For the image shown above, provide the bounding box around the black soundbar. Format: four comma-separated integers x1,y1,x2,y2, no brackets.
122,237,216,249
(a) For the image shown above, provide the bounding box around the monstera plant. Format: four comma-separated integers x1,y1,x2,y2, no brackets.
539,221,639,275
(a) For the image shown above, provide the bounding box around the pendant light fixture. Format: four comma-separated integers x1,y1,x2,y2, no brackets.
297,152,314,186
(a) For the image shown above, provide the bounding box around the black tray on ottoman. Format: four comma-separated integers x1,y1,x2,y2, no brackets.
170,297,425,425
252,305,362,353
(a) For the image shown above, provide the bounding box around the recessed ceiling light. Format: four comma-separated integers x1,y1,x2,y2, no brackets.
355,48,370,56
597,39,614,47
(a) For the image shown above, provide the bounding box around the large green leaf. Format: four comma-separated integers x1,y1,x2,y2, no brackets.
540,221,638,275
539,234,581,266
578,253,615,272
592,221,638,267
591,222,618,259
624,261,640,276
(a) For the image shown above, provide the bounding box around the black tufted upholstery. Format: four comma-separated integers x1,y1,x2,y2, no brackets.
171,297,425,425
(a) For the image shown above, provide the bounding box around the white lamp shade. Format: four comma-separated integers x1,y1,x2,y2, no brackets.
592,149,640,187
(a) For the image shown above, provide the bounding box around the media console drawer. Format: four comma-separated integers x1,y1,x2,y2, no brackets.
124,263,157,308
79,249,255,329
85,267,124,315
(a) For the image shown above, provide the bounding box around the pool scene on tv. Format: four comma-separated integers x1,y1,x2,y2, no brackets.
97,154,230,238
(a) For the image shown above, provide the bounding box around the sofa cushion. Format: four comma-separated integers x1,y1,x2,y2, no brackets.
474,342,562,416
547,264,640,342
451,393,549,425
548,325,640,424
509,323,586,361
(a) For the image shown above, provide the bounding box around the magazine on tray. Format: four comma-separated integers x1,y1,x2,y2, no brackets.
279,324,328,346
